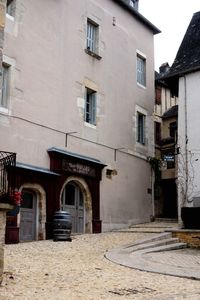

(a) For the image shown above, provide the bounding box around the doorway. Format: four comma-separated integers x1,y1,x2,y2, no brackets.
61,181,84,233
162,179,178,218
19,189,37,241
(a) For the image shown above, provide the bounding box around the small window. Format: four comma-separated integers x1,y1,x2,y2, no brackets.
1,64,10,109
6,0,16,17
85,88,96,125
169,121,177,139
137,112,145,144
64,184,75,206
155,85,161,105
87,19,98,54
137,54,146,87
155,122,161,145
21,191,34,209
129,0,138,9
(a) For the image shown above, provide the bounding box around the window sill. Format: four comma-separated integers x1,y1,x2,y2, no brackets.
85,49,102,60
137,82,146,89
84,122,96,129
136,141,146,148
0,107,9,114
6,13,15,21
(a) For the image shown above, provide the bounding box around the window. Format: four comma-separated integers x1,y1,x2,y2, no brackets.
87,19,98,54
1,65,10,109
137,112,145,144
155,122,161,145
169,121,177,139
137,54,146,87
155,85,161,105
129,0,138,10
85,88,96,125
129,0,134,7
6,0,16,17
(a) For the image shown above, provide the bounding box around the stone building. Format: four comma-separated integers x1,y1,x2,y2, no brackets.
165,11,200,225
0,0,159,243
153,65,178,219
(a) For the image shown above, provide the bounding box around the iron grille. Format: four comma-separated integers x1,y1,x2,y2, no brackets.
0,151,16,204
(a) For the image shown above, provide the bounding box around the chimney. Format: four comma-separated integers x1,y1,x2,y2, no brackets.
159,62,170,74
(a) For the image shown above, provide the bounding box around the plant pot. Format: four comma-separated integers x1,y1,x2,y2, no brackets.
181,207,200,229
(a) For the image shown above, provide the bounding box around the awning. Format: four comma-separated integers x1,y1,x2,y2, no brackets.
16,162,60,176
47,147,107,168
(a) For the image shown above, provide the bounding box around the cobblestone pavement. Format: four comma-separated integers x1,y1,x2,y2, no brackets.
0,231,200,300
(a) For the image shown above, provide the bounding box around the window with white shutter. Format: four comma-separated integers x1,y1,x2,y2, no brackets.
137,54,146,87
137,112,145,144
85,88,97,125
87,20,98,54
1,65,10,109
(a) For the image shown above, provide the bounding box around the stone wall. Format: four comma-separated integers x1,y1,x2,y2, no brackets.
0,0,8,285
172,230,200,248
0,204,13,283
0,0,6,74
0,209,6,283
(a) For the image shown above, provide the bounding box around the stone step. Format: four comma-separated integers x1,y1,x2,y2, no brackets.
144,242,187,254
127,238,180,253
155,218,178,223
124,232,172,248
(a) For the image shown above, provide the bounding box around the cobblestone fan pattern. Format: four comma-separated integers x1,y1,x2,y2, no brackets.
0,232,200,299
145,249,200,269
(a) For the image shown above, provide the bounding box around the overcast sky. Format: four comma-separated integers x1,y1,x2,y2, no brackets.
139,0,200,71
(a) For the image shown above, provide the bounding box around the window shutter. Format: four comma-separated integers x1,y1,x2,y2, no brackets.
92,93,96,125
142,115,145,144
1,65,9,108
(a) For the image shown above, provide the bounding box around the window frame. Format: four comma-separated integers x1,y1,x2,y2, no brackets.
136,53,146,87
84,87,97,126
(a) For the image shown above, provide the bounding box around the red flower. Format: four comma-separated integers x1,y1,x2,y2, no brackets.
13,191,22,206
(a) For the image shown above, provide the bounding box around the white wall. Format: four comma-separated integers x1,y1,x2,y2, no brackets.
0,0,156,230
178,72,200,214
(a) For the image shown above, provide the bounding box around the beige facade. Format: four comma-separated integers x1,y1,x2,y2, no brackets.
1,0,159,236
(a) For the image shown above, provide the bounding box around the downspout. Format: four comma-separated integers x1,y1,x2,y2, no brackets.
151,167,155,220
184,76,188,205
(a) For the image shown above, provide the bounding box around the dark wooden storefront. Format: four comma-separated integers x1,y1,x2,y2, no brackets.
5,148,106,243
47,147,106,237
5,163,59,243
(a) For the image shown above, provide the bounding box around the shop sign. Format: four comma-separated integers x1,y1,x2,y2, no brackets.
62,160,95,177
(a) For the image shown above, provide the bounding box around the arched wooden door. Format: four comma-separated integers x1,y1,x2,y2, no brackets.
61,182,84,233
19,190,37,241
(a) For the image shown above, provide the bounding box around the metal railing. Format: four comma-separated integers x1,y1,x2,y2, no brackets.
0,151,16,204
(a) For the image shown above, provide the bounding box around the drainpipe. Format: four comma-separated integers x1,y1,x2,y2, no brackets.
178,76,188,226
151,167,155,220
184,76,188,206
